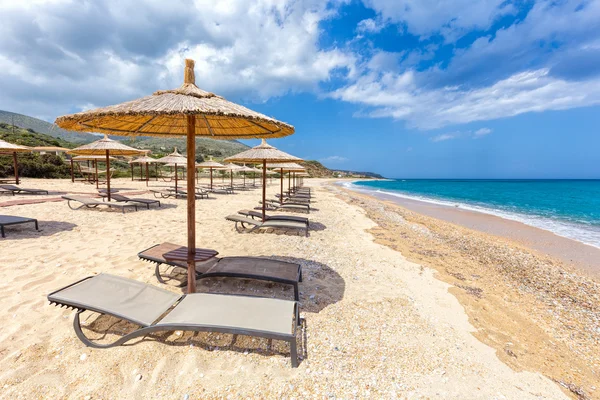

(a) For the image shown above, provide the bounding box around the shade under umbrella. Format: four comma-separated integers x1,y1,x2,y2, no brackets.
70,135,143,199
196,158,225,190
0,139,31,185
225,139,302,221
55,59,294,294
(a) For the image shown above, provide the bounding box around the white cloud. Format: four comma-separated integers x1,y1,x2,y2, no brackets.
333,68,600,129
474,127,492,137
357,17,386,34
320,155,349,163
431,133,459,142
0,0,356,119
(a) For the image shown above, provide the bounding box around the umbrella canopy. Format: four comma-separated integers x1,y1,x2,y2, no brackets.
0,139,31,185
31,146,70,154
56,59,294,293
70,135,143,198
73,155,116,161
225,139,302,221
130,156,157,164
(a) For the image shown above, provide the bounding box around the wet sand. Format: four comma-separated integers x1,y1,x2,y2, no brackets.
355,187,600,277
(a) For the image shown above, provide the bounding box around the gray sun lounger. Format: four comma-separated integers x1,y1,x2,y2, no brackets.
226,214,309,237
261,200,310,213
138,242,302,300
48,274,299,367
151,189,208,199
0,215,39,237
0,184,48,195
62,196,138,213
100,193,161,209
238,209,309,228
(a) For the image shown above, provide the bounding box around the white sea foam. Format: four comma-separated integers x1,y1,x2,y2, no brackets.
342,182,600,249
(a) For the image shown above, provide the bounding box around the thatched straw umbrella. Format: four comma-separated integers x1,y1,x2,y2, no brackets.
69,135,142,199
267,162,305,199
130,155,157,186
221,163,243,187
238,165,255,186
196,158,224,189
225,140,302,221
0,139,31,185
71,154,116,184
156,149,187,193
55,59,294,293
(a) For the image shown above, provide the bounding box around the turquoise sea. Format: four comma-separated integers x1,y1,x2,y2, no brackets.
348,179,600,249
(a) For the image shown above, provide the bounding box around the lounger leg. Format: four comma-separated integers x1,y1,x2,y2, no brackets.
1,226,4,238
293,282,299,301
155,263,167,284
34,220,39,231
72,310,153,349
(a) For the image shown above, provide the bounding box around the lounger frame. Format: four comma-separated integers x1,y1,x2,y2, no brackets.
48,276,299,367
0,216,39,237
62,196,138,213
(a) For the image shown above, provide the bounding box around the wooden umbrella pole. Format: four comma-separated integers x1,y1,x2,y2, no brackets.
230,170,233,187
186,115,197,293
210,168,213,189
155,163,158,181
174,164,178,192
145,163,149,186
280,168,284,199
12,152,18,185
262,159,267,222
140,163,143,180
95,160,99,189
70,158,74,183
288,171,291,194
130,163,134,181
106,150,111,201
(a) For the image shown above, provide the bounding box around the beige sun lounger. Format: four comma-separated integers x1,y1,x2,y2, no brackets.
226,214,309,236
99,193,161,209
62,196,138,213
48,274,300,367
0,184,48,195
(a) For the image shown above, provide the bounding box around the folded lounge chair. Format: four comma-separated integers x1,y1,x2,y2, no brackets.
0,184,48,195
62,196,138,213
0,215,39,237
48,274,299,367
226,214,309,237
138,242,302,300
100,193,161,209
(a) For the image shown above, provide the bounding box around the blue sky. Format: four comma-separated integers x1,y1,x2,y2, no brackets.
0,0,599,178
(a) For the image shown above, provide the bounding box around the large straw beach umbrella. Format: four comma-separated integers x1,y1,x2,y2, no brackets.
225,140,302,221
156,148,187,193
71,154,116,184
196,157,224,189
55,59,294,293
0,139,31,184
267,162,306,200
130,155,157,186
69,135,142,200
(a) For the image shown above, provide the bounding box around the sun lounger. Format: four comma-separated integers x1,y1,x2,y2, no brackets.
0,215,39,237
276,194,310,203
261,200,310,213
48,274,299,367
0,188,14,196
62,196,138,213
0,184,48,195
151,188,208,199
238,209,309,227
138,242,302,300
99,193,161,209
226,214,309,237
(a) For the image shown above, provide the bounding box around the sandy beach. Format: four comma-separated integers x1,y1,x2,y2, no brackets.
0,177,595,399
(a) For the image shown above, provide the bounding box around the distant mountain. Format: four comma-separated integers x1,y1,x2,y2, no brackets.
303,161,384,179
0,123,75,148
0,110,98,144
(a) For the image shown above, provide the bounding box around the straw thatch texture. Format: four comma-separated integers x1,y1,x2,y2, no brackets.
73,155,116,161
55,61,294,140
157,149,187,164
196,160,225,169
130,156,157,164
0,139,31,154
224,139,302,163
31,146,70,152
69,135,143,156
221,163,243,171
267,162,306,171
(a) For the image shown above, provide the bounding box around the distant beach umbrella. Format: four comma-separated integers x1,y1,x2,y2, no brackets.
267,162,306,199
195,157,225,189
55,59,294,293
69,135,143,198
130,155,158,186
0,139,31,185
157,148,187,192
225,140,302,221
221,163,244,187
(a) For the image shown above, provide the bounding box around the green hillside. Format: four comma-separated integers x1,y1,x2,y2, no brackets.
0,110,98,144
121,137,250,159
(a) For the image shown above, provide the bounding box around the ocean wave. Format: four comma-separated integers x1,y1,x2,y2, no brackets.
345,184,600,249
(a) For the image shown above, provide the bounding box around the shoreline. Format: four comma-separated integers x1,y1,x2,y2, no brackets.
341,181,600,277
330,181,600,398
